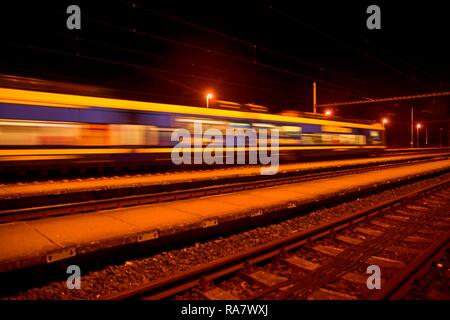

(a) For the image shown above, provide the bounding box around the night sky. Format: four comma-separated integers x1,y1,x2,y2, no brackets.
2,0,450,147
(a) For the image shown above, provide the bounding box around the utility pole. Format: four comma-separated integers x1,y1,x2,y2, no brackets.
313,82,317,114
410,108,414,148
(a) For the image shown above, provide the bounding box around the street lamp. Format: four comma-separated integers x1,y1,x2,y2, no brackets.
382,118,388,146
410,108,414,148
416,123,421,148
205,92,214,109
324,109,332,116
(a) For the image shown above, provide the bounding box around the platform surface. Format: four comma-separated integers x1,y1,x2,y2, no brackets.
0,152,448,199
1,158,449,271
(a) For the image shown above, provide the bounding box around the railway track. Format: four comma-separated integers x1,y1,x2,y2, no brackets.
2,150,445,183
1,156,449,224
103,177,450,300
2,152,449,212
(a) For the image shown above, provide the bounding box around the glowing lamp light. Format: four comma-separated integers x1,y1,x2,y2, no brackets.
205,92,214,108
324,110,332,116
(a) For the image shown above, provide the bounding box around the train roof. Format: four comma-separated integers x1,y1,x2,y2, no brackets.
0,76,383,131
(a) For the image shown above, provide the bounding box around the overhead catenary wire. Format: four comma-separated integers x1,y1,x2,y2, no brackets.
361,37,450,90
4,4,377,105
83,16,370,100
118,0,367,86
318,91,450,108
263,3,439,93
13,43,322,104
62,33,316,98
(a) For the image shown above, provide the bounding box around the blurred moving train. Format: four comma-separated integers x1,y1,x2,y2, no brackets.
0,76,384,174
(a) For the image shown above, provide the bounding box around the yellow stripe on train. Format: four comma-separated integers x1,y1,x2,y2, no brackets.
0,88,384,131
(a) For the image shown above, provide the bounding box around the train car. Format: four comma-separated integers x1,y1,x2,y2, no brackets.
0,82,384,174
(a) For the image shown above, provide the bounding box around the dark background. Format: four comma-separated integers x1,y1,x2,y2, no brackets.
1,0,450,147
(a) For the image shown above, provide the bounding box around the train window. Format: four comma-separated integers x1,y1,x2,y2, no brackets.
145,126,159,146
252,123,276,128
356,135,366,145
229,122,250,128
280,126,302,141
0,120,80,145
175,117,227,126
338,134,366,145
368,130,382,145
281,126,301,133
109,124,145,146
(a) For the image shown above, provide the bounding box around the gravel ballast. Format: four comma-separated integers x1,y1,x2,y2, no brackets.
4,173,450,300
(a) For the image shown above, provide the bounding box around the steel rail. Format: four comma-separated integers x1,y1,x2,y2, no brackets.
102,177,450,300
369,236,449,300
1,157,443,224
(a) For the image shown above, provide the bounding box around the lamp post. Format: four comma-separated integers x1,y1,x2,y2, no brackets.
425,126,428,147
205,92,213,109
313,82,317,113
440,128,443,148
410,108,414,148
382,118,388,146
416,123,421,148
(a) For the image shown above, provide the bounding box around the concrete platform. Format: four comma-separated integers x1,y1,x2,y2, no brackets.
1,152,449,200
0,223,60,262
1,159,450,272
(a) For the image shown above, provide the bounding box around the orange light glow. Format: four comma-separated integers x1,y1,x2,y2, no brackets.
325,110,332,116
206,93,214,100
382,118,388,124
417,123,421,129
0,88,383,130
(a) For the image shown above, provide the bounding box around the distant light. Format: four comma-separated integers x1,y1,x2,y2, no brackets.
417,123,421,129
325,110,332,116
382,118,388,124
